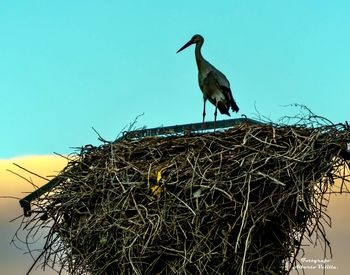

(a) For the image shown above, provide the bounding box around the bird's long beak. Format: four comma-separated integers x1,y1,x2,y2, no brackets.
176,39,194,53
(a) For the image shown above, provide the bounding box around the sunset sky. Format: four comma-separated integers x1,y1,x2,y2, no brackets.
0,156,67,275
1,1,350,274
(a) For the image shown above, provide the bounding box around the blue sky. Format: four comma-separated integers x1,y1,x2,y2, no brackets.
1,1,350,158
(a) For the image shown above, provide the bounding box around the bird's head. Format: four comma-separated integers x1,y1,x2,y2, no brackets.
176,34,204,53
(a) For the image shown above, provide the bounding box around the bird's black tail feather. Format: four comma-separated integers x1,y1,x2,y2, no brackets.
231,98,239,113
219,85,239,114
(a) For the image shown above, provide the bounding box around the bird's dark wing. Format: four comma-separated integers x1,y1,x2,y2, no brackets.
214,70,239,113
219,85,239,113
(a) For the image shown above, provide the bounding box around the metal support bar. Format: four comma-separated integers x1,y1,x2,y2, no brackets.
124,117,263,139
19,176,63,217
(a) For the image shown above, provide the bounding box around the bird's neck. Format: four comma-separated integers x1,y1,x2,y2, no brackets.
195,42,206,72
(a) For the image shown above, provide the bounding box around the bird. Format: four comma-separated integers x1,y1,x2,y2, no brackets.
176,34,239,129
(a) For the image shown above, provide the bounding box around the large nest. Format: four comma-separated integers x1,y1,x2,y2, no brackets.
16,117,350,274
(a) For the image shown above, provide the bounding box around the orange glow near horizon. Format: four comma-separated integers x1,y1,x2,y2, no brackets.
0,155,68,197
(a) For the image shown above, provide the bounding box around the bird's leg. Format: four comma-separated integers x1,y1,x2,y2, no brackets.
214,101,218,131
202,98,206,129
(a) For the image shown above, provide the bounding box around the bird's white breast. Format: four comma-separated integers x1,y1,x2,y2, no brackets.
211,90,226,102
198,68,212,90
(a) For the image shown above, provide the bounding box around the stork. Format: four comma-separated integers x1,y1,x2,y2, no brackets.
177,34,239,128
